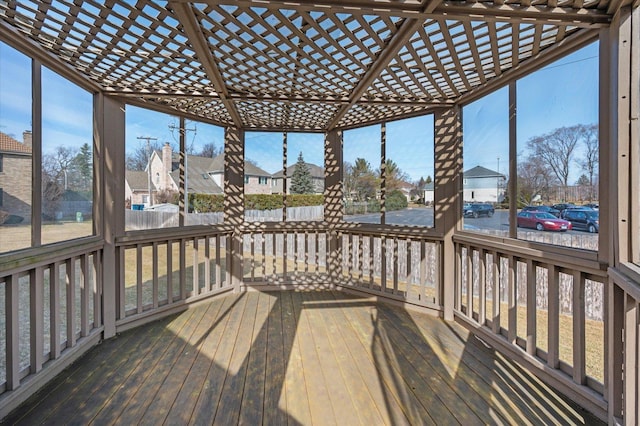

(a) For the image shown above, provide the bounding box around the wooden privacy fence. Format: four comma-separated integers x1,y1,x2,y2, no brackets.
115,227,234,328
0,239,103,397
453,233,608,418
337,226,442,310
125,206,324,230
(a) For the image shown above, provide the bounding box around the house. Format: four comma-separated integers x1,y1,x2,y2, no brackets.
0,131,32,221
463,165,506,203
126,143,273,207
271,162,324,194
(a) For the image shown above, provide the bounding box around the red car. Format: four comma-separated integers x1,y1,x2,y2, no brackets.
517,211,572,232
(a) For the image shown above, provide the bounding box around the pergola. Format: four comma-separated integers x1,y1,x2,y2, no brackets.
0,1,638,424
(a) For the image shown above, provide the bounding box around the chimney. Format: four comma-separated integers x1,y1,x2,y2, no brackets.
23,130,32,148
162,142,172,189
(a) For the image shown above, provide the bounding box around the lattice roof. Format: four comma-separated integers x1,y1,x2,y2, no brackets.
0,0,627,131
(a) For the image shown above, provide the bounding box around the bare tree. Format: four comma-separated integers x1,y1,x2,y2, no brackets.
199,142,222,158
579,123,598,201
526,125,581,200
517,154,558,205
126,140,163,171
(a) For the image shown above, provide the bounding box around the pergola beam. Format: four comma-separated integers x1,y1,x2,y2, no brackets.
169,2,243,127
209,0,612,27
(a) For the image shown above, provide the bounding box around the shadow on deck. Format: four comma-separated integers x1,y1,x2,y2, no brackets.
4,290,603,425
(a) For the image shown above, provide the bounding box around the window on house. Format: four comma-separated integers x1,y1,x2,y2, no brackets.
155,172,160,184
259,176,268,185
0,153,3,172
244,176,250,184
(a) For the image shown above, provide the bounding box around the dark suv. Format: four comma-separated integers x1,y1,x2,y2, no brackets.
463,203,494,218
562,209,599,233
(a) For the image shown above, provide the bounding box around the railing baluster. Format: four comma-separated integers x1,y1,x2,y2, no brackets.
93,252,102,328
152,242,159,309
393,238,399,295
455,244,462,311
167,242,173,304
272,233,277,282
30,267,44,374
67,258,76,348
193,238,199,296
51,262,61,359
136,245,143,314
226,234,232,286
573,270,586,385
420,241,426,303
526,259,537,356
358,234,364,285
491,251,500,334
81,254,90,337
180,239,186,300
548,263,560,369
262,232,267,279
479,249,486,326
406,239,412,296
216,235,222,289
508,255,516,344
305,231,310,274
381,236,387,292
205,237,211,291
466,246,473,316
118,247,126,320
6,273,20,390
250,232,255,281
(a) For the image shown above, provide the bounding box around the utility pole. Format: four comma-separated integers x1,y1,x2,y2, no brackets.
169,122,196,217
137,136,157,207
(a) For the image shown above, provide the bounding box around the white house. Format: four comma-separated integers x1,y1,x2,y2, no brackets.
463,165,506,203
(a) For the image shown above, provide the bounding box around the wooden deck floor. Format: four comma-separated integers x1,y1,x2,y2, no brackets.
5,290,602,425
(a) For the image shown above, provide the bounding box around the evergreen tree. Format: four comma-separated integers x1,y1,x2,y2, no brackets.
290,152,315,194
73,143,92,192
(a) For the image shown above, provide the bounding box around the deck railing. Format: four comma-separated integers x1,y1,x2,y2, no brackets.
241,223,330,287
337,226,442,310
453,233,608,419
115,226,234,328
0,239,103,399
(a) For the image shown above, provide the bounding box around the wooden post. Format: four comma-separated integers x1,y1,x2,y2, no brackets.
224,127,245,292
97,94,125,339
434,107,463,321
31,60,42,247
325,129,343,288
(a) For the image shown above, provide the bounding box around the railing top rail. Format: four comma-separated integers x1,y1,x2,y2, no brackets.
116,224,235,246
335,222,444,240
0,236,104,277
609,266,640,300
453,233,606,278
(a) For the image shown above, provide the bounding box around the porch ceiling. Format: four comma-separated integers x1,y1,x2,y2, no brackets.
0,0,623,131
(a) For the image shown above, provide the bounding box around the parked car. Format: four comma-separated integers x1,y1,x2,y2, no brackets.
517,211,572,232
551,203,576,215
560,206,595,219
562,209,599,233
522,205,560,217
463,203,494,218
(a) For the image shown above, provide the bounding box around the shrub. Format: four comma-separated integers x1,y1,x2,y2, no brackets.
286,194,323,207
386,189,408,211
190,194,224,212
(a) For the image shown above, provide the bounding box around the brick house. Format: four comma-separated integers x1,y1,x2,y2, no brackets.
0,131,32,222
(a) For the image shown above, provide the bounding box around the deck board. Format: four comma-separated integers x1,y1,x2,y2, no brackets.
4,290,604,426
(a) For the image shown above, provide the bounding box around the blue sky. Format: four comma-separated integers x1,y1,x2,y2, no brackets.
1,38,599,183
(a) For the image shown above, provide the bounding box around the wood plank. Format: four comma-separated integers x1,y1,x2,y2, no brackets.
161,295,235,425
262,292,289,425
299,291,358,425
331,291,426,425
280,291,313,424
92,306,206,424
189,293,249,425
238,291,270,424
